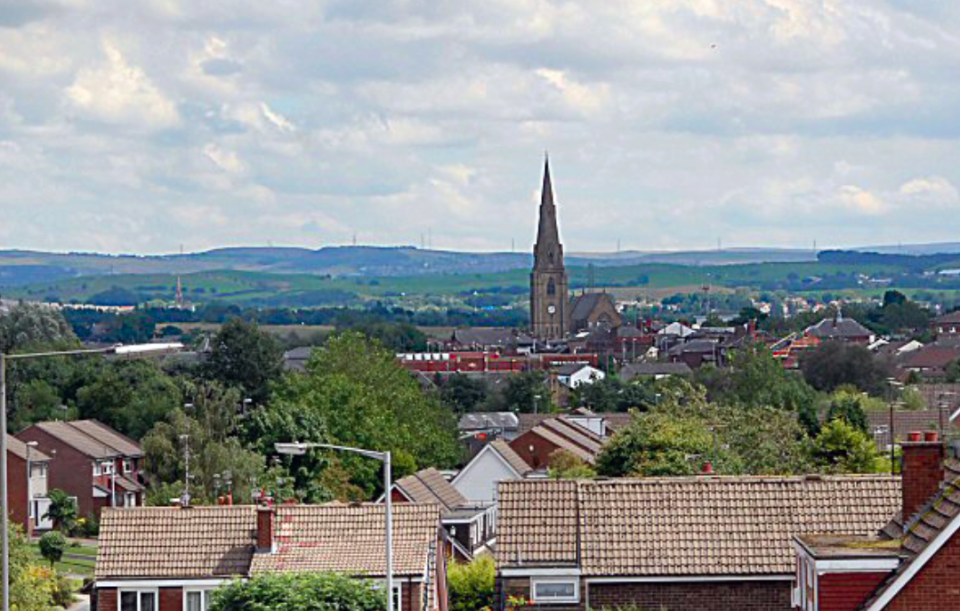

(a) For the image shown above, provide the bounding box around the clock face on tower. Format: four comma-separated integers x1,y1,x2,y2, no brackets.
547,304,556,315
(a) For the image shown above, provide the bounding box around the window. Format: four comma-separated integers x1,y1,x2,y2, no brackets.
185,589,213,611
547,279,556,296
123,459,134,474
531,577,579,604
93,462,101,477
103,461,115,475
125,492,137,507
120,590,157,611
374,582,402,610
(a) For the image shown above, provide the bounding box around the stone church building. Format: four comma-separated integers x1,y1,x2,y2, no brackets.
530,160,621,341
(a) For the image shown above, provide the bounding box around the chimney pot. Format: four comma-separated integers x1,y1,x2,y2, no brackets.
924,431,940,443
701,462,713,474
907,431,923,442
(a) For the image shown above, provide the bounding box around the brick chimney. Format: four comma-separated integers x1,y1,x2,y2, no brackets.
901,431,944,522
256,505,276,553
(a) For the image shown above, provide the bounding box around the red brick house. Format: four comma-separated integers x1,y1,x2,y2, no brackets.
932,310,960,337
497,475,900,611
17,419,144,519
93,503,448,611
7,435,52,535
508,417,602,470
792,433,960,611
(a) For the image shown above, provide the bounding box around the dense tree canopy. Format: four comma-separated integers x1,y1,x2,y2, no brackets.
502,371,554,413
801,341,892,395
250,332,461,499
204,318,284,404
75,359,181,439
570,376,657,412
0,303,77,353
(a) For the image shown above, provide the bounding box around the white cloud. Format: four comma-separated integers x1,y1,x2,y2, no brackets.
66,40,179,130
1,0,960,253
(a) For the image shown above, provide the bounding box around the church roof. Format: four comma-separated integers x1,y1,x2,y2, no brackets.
570,292,615,323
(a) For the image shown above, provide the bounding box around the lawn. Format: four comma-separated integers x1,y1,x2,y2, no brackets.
30,541,97,577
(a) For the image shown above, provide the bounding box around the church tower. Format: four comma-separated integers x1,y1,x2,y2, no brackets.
530,158,569,341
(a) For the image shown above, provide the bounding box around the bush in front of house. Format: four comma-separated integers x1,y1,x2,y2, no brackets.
209,573,386,611
448,556,495,611
38,531,66,568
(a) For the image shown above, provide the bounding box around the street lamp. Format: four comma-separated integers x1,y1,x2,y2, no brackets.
0,341,182,611
275,441,394,611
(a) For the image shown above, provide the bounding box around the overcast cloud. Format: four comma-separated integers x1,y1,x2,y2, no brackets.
1,0,959,254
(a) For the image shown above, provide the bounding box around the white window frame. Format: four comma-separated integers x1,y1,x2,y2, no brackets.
123,459,134,474
93,462,102,477
125,492,137,507
119,588,159,611
184,588,214,611
531,577,580,604
374,581,402,610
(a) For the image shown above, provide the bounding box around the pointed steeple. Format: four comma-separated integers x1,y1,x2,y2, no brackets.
534,155,563,269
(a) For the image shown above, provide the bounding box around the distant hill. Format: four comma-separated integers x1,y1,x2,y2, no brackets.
1,241,960,289
0,245,821,287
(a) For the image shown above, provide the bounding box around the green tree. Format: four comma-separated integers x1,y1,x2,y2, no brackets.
254,332,460,499
824,390,869,432
448,556,496,611
205,318,284,404
8,523,60,611
0,304,77,353
597,411,718,477
75,359,181,439
722,343,818,413
141,399,266,506
947,359,960,384
547,449,597,480
38,531,66,568
503,371,553,413
811,419,881,474
801,341,892,395
210,572,386,611
43,489,77,533
571,376,657,412
439,374,488,415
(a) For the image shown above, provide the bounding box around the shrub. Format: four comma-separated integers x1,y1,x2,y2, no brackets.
210,573,386,611
448,556,496,611
39,531,67,568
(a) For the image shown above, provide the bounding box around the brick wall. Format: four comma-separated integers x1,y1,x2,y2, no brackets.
159,587,183,611
7,452,29,532
509,431,560,470
588,581,791,611
17,428,96,517
886,528,960,611
97,588,117,611
818,572,891,611
901,441,944,522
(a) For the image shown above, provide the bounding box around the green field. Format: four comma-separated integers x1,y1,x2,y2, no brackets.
4,258,958,309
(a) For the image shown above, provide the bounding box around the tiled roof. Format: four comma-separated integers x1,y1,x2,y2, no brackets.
498,480,579,566
538,419,603,454
935,310,960,325
489,439,532,476
6,435,51,462
251,504,440,577
96,506,256,580
619,362,693,382
807,317,874,339
570,293,614,324
30,420,142,459
902,344,960,370
499,475,901,576
395,468,467,512
67,420,142,457
451,328,533,347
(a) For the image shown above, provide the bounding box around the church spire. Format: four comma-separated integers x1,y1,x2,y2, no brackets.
534,156,562,269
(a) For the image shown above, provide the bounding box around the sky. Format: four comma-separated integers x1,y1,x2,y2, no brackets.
1,0,960,255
